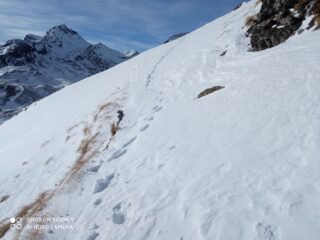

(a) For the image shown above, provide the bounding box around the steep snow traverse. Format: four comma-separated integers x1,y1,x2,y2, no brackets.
1,0,320,240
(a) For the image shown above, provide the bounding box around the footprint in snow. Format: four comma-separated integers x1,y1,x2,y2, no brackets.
93,198,102,206
86,231,99,240
255,222,279,240
93,174,114,194
112,203,126,225
45,157,54,166
140,124,149,132
281,191,303,215
152,106,162,113
0,195,9,203
215,162,232,176
108,149,127,161
40,139,52,148
201,214,241,239
87,164,101,173
168,145,176,150
121,137,137,148
158,163,165,170
90,224,99,230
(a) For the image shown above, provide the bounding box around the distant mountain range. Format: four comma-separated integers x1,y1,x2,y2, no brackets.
0,24,139,123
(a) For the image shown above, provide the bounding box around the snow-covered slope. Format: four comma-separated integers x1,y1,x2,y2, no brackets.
163,32,189,43
1,1,320,240
0,25,128,124
123,50,140,58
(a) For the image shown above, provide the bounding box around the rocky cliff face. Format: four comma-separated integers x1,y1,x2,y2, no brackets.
247,0,319,51
0,25,136,124
0,39,36,67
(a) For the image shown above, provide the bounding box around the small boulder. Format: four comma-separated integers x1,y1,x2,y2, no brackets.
197,86,225,98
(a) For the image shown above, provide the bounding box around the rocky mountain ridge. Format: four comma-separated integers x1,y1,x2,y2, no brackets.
247,0,320,51
0,24,136,123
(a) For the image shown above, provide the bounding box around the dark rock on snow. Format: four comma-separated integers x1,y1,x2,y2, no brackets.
247,0,318,51
164,33,189,44
198,86,225,99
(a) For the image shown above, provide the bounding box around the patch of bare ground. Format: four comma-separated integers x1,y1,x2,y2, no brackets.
315,15,320,29
0,222,11,239
245,15,256,27
294,0,309,11
305,0,320,29
312,0,320,29
104,110,124,150
57,102,118,187
58,128,100,187
111,123,118,136
0,191,54,239
93,102,112,122
0,102,119,239
312,0,320,15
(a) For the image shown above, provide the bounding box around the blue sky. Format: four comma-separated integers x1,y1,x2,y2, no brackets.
0,0,242,52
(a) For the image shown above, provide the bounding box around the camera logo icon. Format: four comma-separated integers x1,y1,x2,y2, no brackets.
10,217,23,230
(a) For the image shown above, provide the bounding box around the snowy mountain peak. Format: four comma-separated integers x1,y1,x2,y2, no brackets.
46,24,78,36
0,25,128,123
42,24,90,56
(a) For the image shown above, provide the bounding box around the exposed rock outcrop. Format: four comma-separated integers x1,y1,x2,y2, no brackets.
198,86,225,99
247,0,319,51
0,40,36,67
